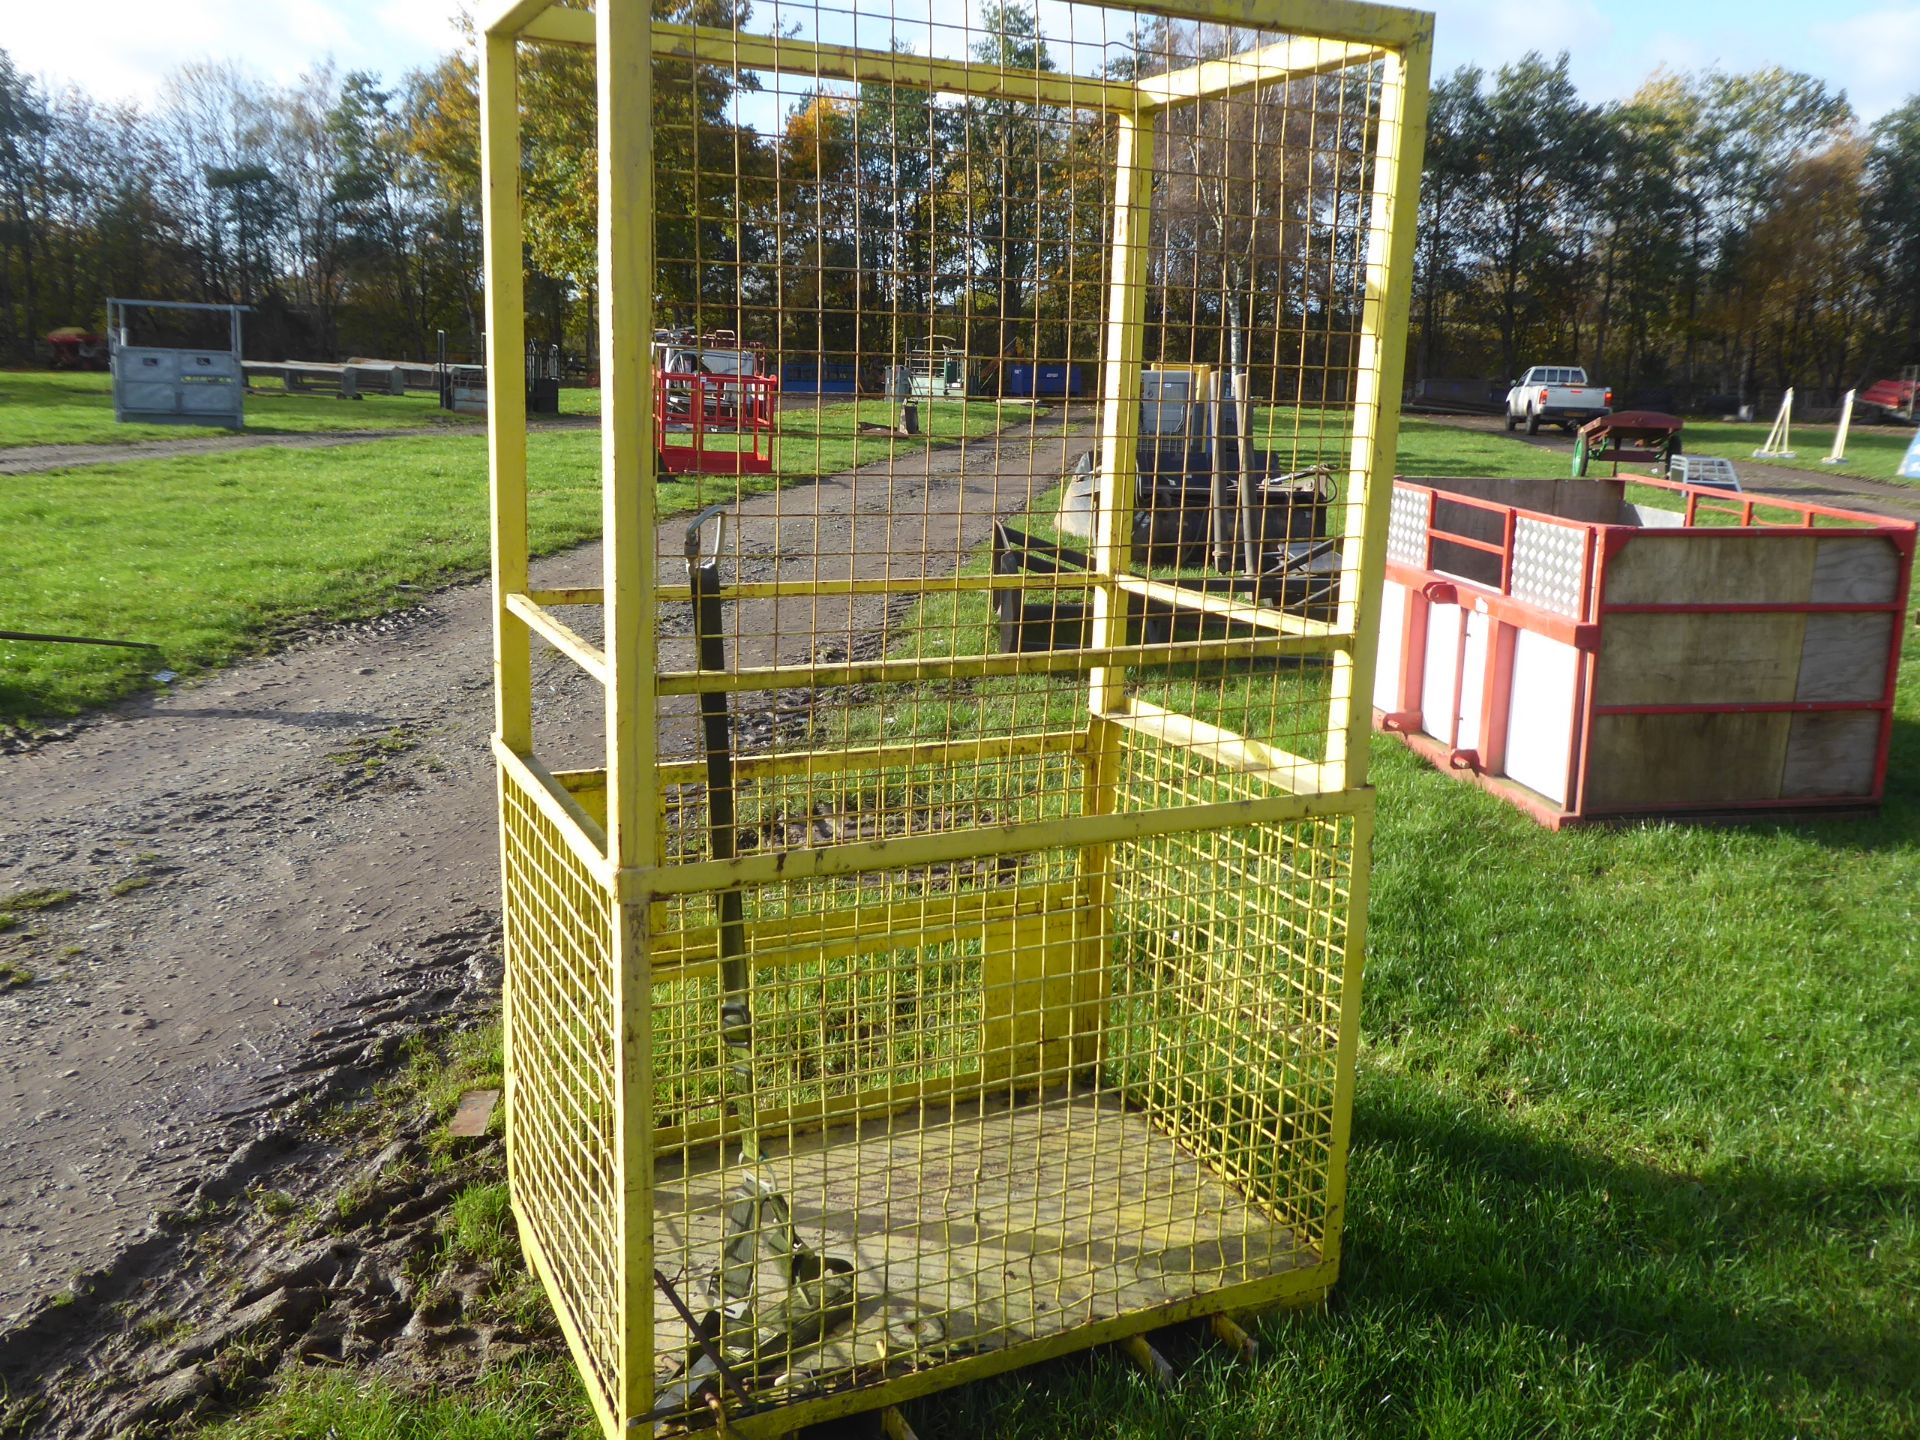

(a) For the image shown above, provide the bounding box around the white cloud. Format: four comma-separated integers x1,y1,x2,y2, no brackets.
4,0,462,105
1812,7,1920,119
1428,0,1615,87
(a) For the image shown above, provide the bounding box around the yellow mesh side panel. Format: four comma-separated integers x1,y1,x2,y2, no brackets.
500,771,622,1420
1108,737,1355,1247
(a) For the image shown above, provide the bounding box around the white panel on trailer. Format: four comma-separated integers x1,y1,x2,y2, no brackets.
1456,608,1489,752
1420,602,1463,745
1624,505,1687,529
1376,582,1407,707
1502,629,1581,805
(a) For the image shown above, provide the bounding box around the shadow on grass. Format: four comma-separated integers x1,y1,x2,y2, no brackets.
1342,1076,1918,1409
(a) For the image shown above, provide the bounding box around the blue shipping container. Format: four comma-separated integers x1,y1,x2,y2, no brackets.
780,359,858,393
1004,362,1084,397
1034,363,1084,397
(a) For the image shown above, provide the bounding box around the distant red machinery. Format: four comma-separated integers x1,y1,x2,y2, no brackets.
1860,377,1918,421
653,367,778,476
1572,410,1683,476
46,326,108,371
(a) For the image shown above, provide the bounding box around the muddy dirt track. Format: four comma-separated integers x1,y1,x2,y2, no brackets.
0,412,1092,1332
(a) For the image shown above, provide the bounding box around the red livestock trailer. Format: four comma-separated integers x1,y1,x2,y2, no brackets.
1375,471,1914,827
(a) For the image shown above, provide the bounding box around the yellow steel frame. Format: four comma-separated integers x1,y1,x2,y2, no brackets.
482,1,1431,1434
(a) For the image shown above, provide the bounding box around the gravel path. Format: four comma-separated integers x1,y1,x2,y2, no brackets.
0,413,1088,1325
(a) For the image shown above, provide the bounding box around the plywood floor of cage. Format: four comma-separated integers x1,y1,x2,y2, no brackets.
649,1087,1317,1416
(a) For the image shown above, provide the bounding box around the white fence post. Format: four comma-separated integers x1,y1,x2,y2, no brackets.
1754,388,1796,459
1821,389,1854,466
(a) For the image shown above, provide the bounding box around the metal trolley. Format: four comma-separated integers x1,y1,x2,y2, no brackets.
479,0,1431,1432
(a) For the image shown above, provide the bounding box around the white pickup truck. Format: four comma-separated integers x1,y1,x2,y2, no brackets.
1504,366,1612,435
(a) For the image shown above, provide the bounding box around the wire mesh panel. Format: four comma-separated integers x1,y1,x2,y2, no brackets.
482,0,1430,1433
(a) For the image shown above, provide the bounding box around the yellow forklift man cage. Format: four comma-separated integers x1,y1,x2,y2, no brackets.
480,0,1430,1433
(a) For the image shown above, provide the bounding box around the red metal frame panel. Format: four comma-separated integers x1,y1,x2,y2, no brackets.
655,368,779,476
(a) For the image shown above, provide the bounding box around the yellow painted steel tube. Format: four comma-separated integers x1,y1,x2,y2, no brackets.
594,3,659,1425
1325,24,1434,788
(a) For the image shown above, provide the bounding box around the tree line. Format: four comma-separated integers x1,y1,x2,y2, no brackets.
1418,55,1920,409
1,21,1916,408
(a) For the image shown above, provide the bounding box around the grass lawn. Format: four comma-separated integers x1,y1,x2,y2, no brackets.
191,404,1917,1438
199,550,1920,1440
0,399,1011,729
0,370,479,446
1675,417,1918,486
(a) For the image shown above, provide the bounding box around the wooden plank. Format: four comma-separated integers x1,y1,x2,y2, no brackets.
1592,613,1807,707
1121,1333,1177,1388
1781,712,1882,798
1583,713,1792,811
1209,1311,1259,1362
1809,536,1903,605
1796,613,1896,703
1603,534,1816,607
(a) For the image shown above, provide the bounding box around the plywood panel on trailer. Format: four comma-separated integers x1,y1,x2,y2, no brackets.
1809,536,1904,605
1584,712,1791,811
1781,711,1882,798
648,1090,1314,1408
1592,612,1807,706
1501,629,1580,807
1408,475,1628,525
1795,613,1896,703
1428,516,1503,589
1624,504,1687,529
1603,533,1817,606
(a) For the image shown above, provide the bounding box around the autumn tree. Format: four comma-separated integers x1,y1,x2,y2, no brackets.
952,3,1062,362
1865,96,1920,371
774,91,861,354
1411,67,1488,379
0,53,52,353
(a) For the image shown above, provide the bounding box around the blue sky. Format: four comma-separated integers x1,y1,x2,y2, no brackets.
5,0,1916,121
